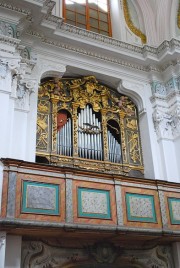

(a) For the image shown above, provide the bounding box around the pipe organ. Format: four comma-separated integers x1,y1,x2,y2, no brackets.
78,105,103,160
36,76,143,176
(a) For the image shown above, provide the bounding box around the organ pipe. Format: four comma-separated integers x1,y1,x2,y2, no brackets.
107,129,121,163
57,116,72,157
78,105,103,160
57,106,121,163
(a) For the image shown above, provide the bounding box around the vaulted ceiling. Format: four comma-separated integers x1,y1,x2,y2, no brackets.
127,0,179,46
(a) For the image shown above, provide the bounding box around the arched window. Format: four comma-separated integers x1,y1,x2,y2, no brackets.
36,76,143,176
63,0,112,36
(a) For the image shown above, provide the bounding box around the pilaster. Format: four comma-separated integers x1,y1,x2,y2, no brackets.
151,72,180,182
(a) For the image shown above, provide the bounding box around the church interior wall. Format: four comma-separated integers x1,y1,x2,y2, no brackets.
0,0,180,267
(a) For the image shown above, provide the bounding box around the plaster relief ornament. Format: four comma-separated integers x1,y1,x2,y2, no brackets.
8,60,21,75
21,241,87,268
15,80,36,111
152,109,173,139
88,242,119,264
152,82,166,95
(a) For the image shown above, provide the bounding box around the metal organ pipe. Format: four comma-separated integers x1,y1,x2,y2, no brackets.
57,108,121,163
107,129,121,163
78,105,102,160
57,107,121,163
57,116,72,157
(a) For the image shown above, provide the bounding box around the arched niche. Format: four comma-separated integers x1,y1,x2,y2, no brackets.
118,80,156,180
36,76,144,177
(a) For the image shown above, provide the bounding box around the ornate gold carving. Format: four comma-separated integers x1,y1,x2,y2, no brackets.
178,1,180,29
38,101,49,113
127,131,142,165
123,0,146,44
36,76,143,175
101,109,108,161
72,104,78,156
79,123,102,135
119,111,128,163
126,119,137,130
36,99,49,151
51,98,58,152
118,96,135,116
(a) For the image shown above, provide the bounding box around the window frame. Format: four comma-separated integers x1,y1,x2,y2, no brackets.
63,0,112,36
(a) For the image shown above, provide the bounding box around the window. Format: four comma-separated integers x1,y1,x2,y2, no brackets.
36,76,143,176
63,0,112,36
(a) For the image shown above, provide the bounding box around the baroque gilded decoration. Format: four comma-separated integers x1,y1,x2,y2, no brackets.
178,0,180,29
123,0,146,44
36,76,143,175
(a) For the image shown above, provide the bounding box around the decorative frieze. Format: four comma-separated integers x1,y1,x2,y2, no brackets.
151,81,166,95
21,240,174,268
151,77,180,96
0,2,30,15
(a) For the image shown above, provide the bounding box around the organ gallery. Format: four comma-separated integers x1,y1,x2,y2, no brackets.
36,76,143,176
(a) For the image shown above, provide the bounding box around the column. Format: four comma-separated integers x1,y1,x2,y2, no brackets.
5,235,22,268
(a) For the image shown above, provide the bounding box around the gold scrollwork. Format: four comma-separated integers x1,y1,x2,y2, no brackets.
126,119,137,130
51,98,58,152
72,104,78,156
36,113,48,150
79,124,102,135
178,0,180,29
123,0,146,44
127,131,142,165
